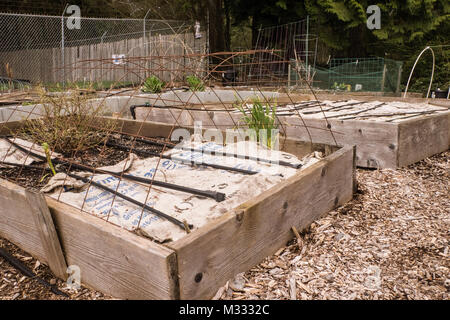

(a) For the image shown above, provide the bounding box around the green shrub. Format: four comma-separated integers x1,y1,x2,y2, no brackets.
186,75,205,92
141,76,165,93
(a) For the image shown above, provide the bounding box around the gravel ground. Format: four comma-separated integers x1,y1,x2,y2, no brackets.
0,150,448,300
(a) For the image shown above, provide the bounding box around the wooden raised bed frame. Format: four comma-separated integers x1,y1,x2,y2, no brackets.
4,94,449,169
0,119,355,299
283,112,450,168
133,105,450,169
124,92,449,169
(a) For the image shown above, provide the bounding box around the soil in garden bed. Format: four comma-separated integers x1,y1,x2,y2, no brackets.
0,133,172,191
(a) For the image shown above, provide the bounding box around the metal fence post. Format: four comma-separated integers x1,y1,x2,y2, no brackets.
305,15,309,82
61,15,64,86
61,4,68,87
100,31,107,83
143,9,151,79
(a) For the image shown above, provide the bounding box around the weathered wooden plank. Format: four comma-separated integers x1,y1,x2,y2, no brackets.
169,145,355,300
0,179,48,264
113,118,175,138
46,197,178,299
397,112,450,167
26,190,68,280
134,108,216,127
131,106,399,168
281,116,399,168
280,138,339,160
0,179,47,263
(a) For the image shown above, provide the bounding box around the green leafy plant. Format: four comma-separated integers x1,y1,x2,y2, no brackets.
43,80,135,92
331,82,349,91
235,97,278,149
0,82,31,92
22,101,37,106
186,75,205,92
42,142,56,176
0,83,10,91
141,76,165,93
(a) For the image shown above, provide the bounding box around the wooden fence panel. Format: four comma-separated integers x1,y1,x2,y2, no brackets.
0,32,206,84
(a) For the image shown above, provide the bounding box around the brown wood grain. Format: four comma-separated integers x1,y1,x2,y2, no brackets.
130,107,400,168
169,145,355,299
46,197,179,299
397,112,450,167
281,116,399,168
0,179,49,263
26,190,68,280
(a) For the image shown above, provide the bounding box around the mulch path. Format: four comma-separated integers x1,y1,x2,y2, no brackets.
216,150,449,300
0,237,110,300
0,150,448,300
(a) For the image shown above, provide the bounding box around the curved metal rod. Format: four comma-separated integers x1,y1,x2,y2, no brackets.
403,46,435,99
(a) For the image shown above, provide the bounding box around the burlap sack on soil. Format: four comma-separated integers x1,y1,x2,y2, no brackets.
0,137,61,168
43,140,321,242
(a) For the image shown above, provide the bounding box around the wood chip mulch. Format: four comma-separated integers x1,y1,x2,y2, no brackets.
215,150,449,300
0,150,448,300
0,237,111,300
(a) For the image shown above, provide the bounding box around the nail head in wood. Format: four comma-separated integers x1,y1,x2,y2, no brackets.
235,209,244,222
194,272,203,283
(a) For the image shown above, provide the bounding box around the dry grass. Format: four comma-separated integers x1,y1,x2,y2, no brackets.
21,87,116,154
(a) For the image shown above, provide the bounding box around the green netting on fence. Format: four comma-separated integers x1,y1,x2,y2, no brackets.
290,57,403,93
328,57,402,92
310,66,329,90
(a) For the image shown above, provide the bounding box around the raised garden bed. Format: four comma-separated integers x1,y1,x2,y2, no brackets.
0,118,355,299
118,90,449,169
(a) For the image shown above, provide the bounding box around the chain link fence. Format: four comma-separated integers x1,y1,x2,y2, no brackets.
0,12,207,91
